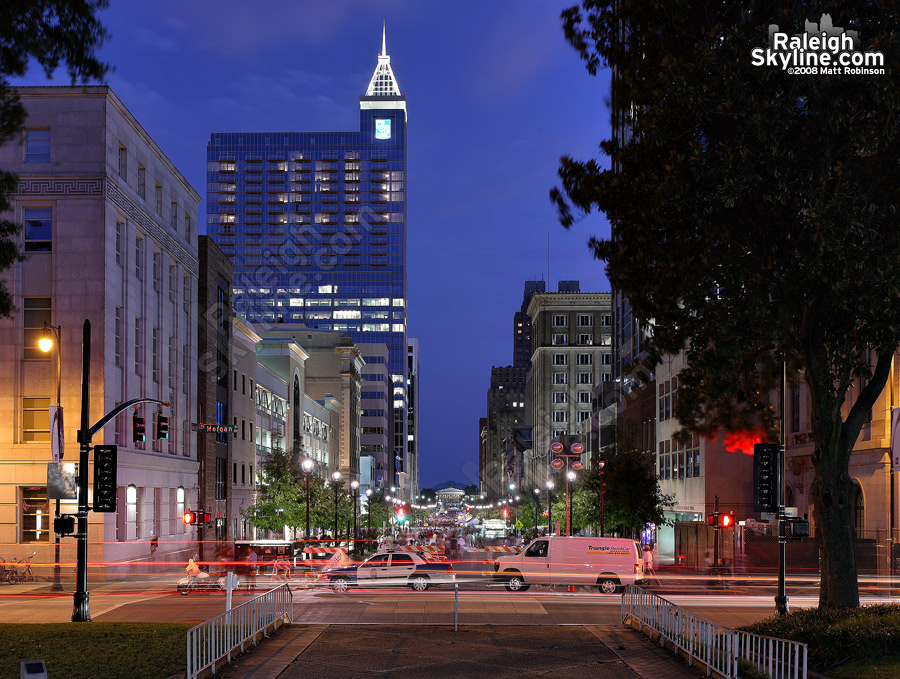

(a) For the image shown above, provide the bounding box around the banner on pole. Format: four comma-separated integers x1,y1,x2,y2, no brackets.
50,405,64,462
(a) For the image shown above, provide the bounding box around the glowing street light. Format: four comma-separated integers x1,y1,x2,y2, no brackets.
301,457,315,538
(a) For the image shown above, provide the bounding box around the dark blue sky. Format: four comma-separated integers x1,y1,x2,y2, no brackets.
15,1,612,488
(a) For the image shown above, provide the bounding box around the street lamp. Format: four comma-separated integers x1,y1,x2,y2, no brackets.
533,488,540,533
545,480,554,535
598,458,607,537
301,457,314,539
566,470,577,537
350,480,360,550
39,322,63,591
365,488,373,535
331,470,342,547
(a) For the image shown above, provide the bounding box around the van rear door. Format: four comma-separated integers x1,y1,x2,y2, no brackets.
520,539,551,583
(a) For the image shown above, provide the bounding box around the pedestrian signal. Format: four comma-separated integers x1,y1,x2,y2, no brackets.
183,510,197,525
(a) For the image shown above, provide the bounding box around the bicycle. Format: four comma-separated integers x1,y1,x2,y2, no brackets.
0,557,15,584
8,552,36,583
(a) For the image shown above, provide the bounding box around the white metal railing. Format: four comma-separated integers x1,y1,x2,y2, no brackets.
187,583,293,679
621,585,807,679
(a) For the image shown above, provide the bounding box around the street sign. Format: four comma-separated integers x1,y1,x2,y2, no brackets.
550,458,565,470
570,442,584,454
191,423,237,433
515,520,523,531
550,442,564,454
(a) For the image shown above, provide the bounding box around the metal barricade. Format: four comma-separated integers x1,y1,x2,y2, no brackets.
621,585,807,679
186,583,293,678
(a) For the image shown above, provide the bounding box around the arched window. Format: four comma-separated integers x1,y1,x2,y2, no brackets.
851,483,865,536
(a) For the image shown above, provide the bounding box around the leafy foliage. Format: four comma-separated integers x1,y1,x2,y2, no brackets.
553,0,900,609
741,604,900,672
0,1,109,317
242,448,303,532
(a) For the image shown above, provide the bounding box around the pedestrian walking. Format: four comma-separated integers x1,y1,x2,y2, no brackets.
246,546,258,588
642,545,656,586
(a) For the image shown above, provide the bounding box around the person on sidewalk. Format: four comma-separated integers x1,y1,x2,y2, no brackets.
642,545,655,585
246,547,258,588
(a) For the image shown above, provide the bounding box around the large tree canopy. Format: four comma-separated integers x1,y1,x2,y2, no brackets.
0,1,109,316
553,0,900,609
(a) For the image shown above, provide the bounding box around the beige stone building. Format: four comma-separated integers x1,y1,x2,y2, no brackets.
0,87,199,573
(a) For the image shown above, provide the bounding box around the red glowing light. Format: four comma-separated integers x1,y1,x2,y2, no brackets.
723,429,766,456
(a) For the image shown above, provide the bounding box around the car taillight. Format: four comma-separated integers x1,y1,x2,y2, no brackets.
634,564,641,574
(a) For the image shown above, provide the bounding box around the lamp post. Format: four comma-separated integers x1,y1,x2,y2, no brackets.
533,487,540,533
566,470,577,536
350,480,360,550
301,457,314,539
39,322,63,592
546,480,554,535
331,470,342,547
598,458,607,537
365,488,373,536
514,495,520,536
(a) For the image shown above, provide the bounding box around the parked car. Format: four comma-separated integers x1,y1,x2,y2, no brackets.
322,550,454,592
493,536,644,593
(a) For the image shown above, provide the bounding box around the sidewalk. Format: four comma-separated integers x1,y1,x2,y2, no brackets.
218,624,706,679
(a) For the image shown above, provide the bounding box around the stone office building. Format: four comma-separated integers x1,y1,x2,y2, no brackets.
0,87,200,572
528,283,613,480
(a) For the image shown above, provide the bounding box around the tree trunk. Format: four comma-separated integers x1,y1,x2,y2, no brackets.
810,441,859,609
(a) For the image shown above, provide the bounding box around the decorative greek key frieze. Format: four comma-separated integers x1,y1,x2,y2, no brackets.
17,177,104,196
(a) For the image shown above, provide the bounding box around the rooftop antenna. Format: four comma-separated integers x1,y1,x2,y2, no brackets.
382,21,387,56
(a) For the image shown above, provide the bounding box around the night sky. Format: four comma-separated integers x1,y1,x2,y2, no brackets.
13,1,612,489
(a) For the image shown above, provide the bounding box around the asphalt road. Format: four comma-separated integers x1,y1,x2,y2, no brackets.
2,573,895,628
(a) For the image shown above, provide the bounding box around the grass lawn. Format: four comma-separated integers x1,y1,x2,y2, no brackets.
740,604,900,677
828,657,900,679
0,622,192,679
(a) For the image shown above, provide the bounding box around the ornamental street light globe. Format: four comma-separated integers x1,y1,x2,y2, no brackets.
301,457,314,474
567,470,576,481
332,470,342,483
350,480,360,491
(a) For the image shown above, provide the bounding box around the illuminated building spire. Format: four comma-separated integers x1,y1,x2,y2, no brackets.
365,23,401,97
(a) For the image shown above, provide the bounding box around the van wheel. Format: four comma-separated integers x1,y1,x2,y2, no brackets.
598,578,620,594
505,572,530,592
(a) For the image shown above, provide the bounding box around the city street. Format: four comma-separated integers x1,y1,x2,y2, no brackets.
1,571,895,628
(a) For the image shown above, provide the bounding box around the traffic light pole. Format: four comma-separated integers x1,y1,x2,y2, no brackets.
776,360,789,616
71,320,168,622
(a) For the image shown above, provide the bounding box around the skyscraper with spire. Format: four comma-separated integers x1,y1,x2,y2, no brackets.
207,27,411,492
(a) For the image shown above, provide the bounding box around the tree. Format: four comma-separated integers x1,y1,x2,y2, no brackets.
243,448,302,533
552,1,900,609
0,1,109,316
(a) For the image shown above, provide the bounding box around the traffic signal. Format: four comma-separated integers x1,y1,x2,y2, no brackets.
754,443,779,512
155,412,169,439
133,413,146,443
706,514,716,526
396,507,406,523
93,445,118,512
502,508,509,519
720,512,735,528
183,510,197,525
201,511,211,524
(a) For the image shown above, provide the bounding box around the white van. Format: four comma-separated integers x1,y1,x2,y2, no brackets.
493,536,643,594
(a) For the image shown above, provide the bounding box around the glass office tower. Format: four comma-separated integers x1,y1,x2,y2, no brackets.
207,28,410,488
